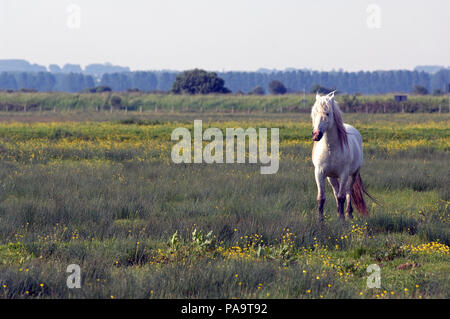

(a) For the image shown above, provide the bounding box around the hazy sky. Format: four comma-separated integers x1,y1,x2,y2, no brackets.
0,0,448,71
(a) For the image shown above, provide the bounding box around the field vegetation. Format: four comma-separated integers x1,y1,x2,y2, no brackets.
0,92,448,113
0,110,448,299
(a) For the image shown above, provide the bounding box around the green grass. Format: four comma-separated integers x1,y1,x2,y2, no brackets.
0,92,448,113
0,111,448,299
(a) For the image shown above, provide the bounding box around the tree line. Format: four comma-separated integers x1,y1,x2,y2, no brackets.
0,69,449,94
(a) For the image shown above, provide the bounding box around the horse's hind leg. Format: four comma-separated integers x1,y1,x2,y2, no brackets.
345,173,357,219
346,193,353,219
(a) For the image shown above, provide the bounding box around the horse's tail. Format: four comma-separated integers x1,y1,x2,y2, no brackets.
351,172,376,216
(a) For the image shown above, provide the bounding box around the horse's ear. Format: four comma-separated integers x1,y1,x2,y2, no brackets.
327,91,336,100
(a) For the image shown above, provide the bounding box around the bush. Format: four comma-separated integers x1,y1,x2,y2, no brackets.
413,85,428,95
432,88,444,96
110,96,122,108
171,69,231,95
81,86,112,93
251,86,265,95
268,81,287,95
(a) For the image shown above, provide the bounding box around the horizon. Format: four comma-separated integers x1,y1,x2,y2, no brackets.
0,58,448,74
1,0,449,72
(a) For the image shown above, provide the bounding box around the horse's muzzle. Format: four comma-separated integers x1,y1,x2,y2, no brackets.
312,130,323,141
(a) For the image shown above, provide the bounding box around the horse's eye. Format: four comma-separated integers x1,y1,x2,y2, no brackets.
326,113,329,116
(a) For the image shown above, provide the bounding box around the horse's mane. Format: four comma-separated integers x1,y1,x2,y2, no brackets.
315,95,348,150
330,99,349,150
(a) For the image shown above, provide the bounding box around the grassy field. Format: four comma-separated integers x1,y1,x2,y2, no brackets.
0,91,449,113
0,111,448,299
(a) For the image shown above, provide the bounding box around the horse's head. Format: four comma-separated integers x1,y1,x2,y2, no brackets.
311,91,336,141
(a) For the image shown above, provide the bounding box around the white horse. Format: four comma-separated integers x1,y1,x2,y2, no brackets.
311,92,371,221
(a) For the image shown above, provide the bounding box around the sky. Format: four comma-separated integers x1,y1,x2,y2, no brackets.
0,0,449,72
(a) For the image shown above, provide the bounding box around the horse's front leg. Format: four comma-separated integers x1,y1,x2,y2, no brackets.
314,169,326,222
337,173,349,221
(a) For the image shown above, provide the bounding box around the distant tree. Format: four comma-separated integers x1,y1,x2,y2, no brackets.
413,85,429,95
101,73,132,91
35,72,56,91
251,86,265,95
0,72,18,90
3,68,449,94
49,64,62,73
15,72,30,89
310,84,335,94
171,69,230,94
131,72,157,91
268,80,287,95
62,64,83,74
62,73,88,92
84,75,95,90
84,63,130,77
157,72,177,91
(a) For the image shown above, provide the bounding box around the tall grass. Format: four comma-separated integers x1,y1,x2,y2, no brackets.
0,92,448,113
0,112,448,298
